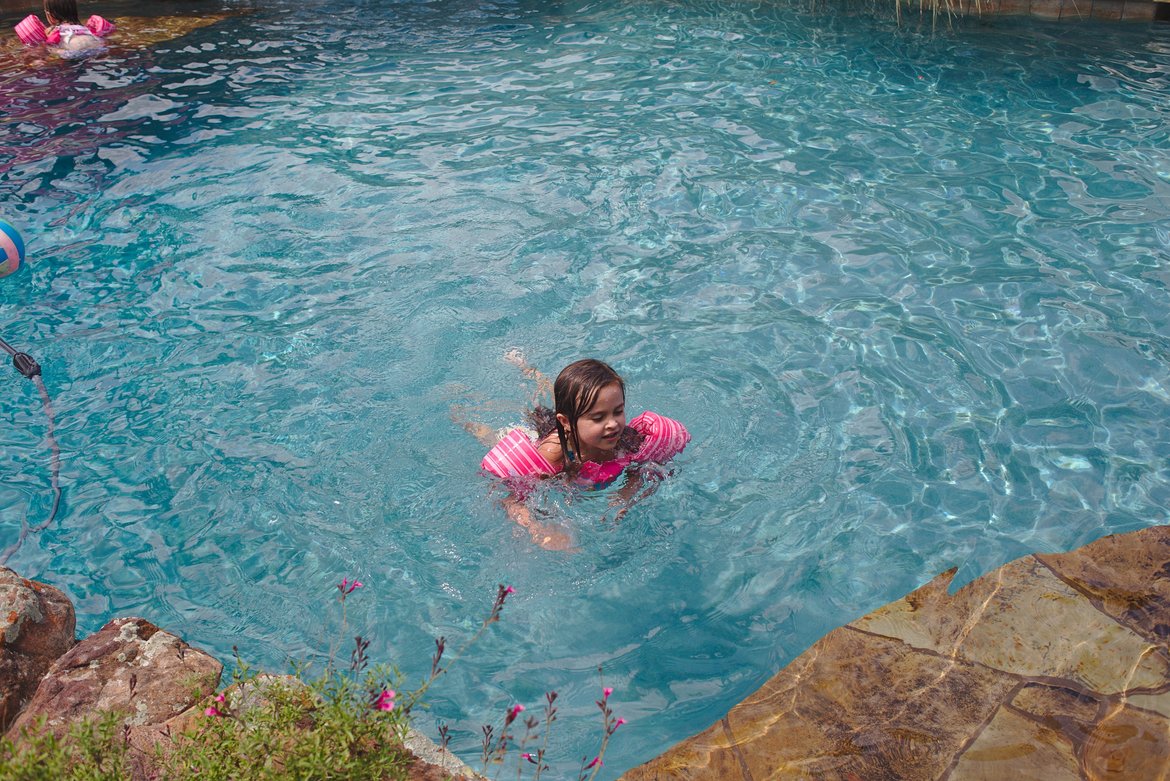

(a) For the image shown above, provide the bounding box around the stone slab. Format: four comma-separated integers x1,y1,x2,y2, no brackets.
1037,523,1170,646
949,706,1080,781
621,628,1019,780
852,555,1170,695
622,526,1170,780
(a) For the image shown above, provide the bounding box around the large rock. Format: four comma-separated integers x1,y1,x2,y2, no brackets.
0,567,76,732
5,616,221,741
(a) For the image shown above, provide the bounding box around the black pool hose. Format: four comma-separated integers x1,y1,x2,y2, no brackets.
0,335,62,566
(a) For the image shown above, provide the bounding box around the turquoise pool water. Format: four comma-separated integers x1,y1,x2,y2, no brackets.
2,0,1169,773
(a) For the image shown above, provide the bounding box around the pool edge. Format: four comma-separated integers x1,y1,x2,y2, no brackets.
620,523,1170,779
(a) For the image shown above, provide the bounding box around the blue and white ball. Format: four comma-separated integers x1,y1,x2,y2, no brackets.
0,219,25,278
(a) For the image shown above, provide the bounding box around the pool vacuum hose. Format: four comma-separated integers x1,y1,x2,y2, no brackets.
0,335,62,565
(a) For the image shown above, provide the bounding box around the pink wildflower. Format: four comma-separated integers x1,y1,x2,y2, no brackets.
338,577,364,595
505,703,525,725
375,689,396,711
603,687,613,699
585,755,603,769
489,583,515,623
204,706,222,717
215,693,225,703
522,752,537,764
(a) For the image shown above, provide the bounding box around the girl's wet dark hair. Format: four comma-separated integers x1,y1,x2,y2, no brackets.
529,358,643,461
44,0,81,24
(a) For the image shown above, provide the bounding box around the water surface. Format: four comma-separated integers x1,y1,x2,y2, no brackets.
1,0,1169,775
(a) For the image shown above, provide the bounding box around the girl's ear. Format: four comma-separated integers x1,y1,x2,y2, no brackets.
555,412,570,432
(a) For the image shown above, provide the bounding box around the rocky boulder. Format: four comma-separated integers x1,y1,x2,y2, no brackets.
0,567,76,732
5,616,221,741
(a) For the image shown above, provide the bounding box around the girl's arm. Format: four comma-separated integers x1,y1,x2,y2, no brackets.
502,495,575,551
460,419,500,448
607,467,663,523
505,349,553,407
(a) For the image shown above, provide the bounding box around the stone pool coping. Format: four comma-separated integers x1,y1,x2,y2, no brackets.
620,523,1170,779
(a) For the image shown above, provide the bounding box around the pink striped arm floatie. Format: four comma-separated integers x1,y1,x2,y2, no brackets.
86,15,115,36
481,429,561,479
629,411,690,462
14,14,47,45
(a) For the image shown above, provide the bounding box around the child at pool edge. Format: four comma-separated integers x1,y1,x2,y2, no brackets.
463,354,690,550
42,0,105,54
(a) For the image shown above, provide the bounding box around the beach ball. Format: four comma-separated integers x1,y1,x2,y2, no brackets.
0,219,25,278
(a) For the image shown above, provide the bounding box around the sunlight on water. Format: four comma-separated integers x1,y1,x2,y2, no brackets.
1,0,1169,774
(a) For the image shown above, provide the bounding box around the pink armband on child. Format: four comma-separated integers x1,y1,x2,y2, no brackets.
482,429,559,479
86,14,115,37
15,14,47,45
628,411,690,462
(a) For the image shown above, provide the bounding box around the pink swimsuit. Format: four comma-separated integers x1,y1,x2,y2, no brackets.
481,411,690,488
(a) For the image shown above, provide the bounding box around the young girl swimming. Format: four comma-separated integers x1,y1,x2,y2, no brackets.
14,0,112,56
467,356,689,549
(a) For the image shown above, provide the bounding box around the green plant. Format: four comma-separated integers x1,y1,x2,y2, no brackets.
154,577,411,781
154,662,410,780
0,711,129,781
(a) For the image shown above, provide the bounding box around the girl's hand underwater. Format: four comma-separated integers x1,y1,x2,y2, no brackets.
530,525,576,552
504,495,578,552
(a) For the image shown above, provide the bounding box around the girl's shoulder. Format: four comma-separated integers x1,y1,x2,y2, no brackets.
529,406,565,466
535,432,565,467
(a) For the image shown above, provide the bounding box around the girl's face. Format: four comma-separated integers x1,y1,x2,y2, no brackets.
559,381,626,461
